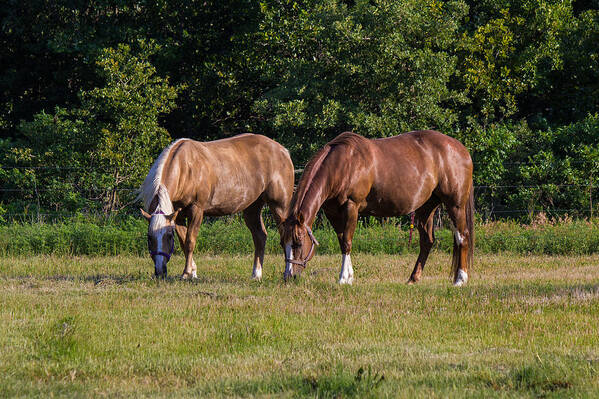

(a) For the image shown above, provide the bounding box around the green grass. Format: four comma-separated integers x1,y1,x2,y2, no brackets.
1,253,599,397
1,217,599,256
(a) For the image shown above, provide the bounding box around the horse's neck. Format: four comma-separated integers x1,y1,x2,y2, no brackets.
296,172,331,226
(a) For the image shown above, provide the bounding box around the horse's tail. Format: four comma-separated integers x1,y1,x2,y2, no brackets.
466,182,475,272
451,181,475,277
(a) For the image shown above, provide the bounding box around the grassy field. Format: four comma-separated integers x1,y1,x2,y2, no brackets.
1,252,599,398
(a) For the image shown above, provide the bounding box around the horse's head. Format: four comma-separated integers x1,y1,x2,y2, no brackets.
141,208,181,278
280,213,319,281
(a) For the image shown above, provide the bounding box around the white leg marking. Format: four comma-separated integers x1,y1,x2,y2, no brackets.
252,264,262,280
191,259,198,279
454,230,464,245
284,243,293,279
338,254,354,285
453,269,468,287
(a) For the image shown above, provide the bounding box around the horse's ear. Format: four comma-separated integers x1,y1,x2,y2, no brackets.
140,208,152,221
167,208,182,223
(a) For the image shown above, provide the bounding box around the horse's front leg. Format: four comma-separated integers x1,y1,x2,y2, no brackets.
174,222,197,279
336,201,359,285
182,205,203,279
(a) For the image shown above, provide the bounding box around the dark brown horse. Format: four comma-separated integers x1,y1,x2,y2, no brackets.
281,130,474,286
140,134,294,279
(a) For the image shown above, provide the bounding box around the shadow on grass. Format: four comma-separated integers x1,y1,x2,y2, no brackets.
419,280,599,301
197,365,386,398
55,273,148,285
4,273,153,287
474,354,598,397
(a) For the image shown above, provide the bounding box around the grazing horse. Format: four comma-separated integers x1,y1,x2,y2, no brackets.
140,134,294,279
281,130,474,286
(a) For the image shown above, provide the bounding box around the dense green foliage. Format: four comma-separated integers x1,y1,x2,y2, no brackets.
2,218,599,256
1,0,598,218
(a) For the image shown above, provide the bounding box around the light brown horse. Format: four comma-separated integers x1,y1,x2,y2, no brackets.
140,134,294,279
281,130,474,286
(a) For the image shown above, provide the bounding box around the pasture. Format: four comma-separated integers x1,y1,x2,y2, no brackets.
2,252,599,397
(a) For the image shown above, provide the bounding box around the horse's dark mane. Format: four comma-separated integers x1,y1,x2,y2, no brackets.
291,132,368,216
291,145,332,215
328,131,369,148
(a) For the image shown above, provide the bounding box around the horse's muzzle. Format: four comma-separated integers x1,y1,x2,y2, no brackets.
154,262,167,278
283,264,304,282
283,272,298,283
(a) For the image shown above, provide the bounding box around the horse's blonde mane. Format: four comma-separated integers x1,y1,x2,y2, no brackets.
138,138,189,212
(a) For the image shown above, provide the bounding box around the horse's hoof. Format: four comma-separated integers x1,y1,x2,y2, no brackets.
453,269,468,287
251,269,262,281
338,277,353,285
408,270,421,284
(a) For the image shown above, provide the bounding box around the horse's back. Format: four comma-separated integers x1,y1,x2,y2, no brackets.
167,134,294,215
173,134,291,174
202,133,293,185
371,130,471,176
204,133,286,154
330,130,472,215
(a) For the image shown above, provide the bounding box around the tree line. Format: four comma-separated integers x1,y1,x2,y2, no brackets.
0,0,598,220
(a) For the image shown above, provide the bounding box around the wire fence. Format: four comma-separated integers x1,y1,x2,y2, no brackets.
1,165,597,222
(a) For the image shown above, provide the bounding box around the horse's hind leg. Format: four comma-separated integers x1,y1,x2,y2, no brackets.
243,200,267,280
447,205,471,286
407,199,440,284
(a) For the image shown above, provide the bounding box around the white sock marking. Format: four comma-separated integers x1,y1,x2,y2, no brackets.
191,259,198,279
252,266,262,280
338,254,354,285
454,230,464,245
453,269,468,287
